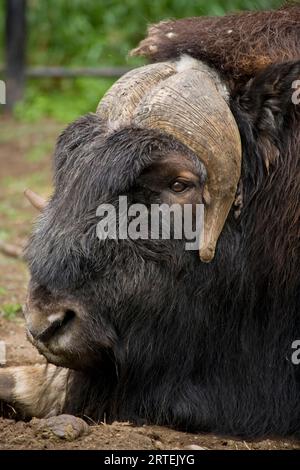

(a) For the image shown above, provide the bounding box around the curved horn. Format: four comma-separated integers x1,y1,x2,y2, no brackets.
24,189,47,212
132,70,242,262
97,62,176,127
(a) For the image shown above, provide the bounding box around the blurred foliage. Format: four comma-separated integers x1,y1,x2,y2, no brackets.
1,302,22,319
0,286,7,296
0,0,283,123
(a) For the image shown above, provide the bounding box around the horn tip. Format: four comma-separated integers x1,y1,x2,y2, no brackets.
199,246,215,263
24,188,47,211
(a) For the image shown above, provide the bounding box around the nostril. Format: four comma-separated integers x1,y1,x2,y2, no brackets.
62,310,76,326
35,309,76,343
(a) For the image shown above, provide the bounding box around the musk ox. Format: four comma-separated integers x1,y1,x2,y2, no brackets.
0,5,299,438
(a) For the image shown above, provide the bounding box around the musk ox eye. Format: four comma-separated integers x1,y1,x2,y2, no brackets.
170,180,189,193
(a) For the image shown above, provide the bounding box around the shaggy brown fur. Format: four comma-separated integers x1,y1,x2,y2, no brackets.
132,4,300,83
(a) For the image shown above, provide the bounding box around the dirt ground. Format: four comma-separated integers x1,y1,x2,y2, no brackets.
0,117,300,450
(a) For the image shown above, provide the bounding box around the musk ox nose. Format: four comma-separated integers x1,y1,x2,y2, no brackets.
24,284,77,344
27,309,75,343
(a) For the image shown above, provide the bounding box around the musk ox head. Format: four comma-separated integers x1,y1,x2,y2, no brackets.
23,57,243,370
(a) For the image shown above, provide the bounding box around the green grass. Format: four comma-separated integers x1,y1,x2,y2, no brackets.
0,287,7,296
1,172,50,192
25,142,53,163
1,302,22,320
0,202,18,220
0,229,11,241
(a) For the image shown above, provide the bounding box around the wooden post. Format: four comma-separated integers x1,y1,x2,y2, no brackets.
5,0,26,111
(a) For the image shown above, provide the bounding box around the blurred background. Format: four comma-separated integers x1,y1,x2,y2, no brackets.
0,0,283,324
0,0,283,121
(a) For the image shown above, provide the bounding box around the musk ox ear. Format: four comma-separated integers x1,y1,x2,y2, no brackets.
234,60,300,171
